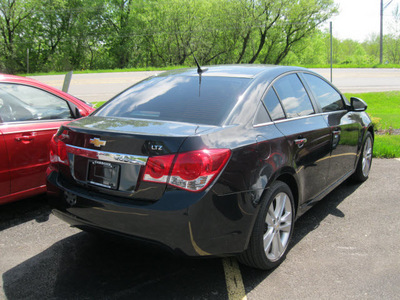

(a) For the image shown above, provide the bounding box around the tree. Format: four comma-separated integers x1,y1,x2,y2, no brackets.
0,0,341,73
261,0,337,65
386,4,400,63
0,0,36,73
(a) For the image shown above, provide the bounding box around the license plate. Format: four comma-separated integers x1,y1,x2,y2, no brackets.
87,160,120,189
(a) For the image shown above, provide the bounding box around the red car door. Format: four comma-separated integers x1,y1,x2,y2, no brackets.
0,82,78,201
1,121,65,195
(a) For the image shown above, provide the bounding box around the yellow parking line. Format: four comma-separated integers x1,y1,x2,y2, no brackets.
222,257,247,300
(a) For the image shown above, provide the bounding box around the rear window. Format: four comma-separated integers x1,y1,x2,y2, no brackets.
95,76,251,126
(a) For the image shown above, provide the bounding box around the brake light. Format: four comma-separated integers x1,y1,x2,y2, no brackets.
49,134,69,166
142,149,231,192
143,154,175,183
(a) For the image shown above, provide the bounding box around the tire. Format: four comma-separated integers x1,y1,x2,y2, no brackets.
352,131,373,182
238,181,295,270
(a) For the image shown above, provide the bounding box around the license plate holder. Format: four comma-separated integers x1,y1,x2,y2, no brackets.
87,160,120,190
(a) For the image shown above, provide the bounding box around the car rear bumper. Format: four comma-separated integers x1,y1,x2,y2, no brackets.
47,170,257,257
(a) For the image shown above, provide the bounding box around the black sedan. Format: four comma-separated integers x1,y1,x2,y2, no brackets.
47,65,373,270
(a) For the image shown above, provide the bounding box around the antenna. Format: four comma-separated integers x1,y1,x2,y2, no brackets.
193,55,207,74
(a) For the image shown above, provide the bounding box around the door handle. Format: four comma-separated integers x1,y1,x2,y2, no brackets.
15,136,34,141
294,138,307,148
333,129,341,138
15,132,37,142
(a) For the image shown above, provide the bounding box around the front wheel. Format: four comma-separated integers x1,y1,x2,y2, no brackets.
352,131,373,182
238,181,295,270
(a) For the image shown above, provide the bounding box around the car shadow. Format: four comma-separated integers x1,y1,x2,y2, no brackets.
2,180,362,299
2,231,228,299
0,195,51,231
240,179,364,290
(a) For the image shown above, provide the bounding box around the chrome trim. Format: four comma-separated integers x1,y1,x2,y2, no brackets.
253,110,349,128
273,113,323,124
253,121,274,128
66,145,148,166
318,109,348,116
253,113,323,128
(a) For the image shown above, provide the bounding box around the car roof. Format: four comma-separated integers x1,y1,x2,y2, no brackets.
0,73,42,85
157,65,308,79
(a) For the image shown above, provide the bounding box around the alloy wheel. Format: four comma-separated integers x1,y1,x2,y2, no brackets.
362,136,373,178
263,192,293,262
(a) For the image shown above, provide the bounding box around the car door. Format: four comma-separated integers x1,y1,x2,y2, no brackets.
301,73,360,186
264,73,332,203
0,83,73,195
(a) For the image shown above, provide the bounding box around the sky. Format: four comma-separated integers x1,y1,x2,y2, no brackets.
326,0,400,41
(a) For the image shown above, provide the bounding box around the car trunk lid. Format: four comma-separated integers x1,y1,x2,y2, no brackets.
56,116,215,200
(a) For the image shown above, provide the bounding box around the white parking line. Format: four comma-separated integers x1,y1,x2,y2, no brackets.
396,158,400,162
222,258,247,300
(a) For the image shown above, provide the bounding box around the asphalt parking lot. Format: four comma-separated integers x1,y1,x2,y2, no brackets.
1,158,400,299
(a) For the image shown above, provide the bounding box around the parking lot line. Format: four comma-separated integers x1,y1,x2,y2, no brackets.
222,257,247,300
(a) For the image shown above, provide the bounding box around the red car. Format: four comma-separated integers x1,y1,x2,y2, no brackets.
0,74,95,204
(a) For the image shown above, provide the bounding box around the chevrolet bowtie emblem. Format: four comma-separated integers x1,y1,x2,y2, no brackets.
90,138,106,147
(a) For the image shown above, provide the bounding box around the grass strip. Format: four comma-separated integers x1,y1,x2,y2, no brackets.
344,91,400,130
373,135,400,158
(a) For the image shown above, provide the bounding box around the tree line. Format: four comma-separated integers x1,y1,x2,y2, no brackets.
0,0,398,74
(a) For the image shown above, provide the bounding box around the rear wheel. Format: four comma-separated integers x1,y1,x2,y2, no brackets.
238,181,294,270
352,132,373,182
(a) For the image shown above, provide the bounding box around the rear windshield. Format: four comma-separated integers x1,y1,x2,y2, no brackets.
95,75,251,126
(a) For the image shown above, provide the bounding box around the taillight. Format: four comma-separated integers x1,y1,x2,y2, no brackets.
49,134,69,166
142,149,231,192
143,154,175,183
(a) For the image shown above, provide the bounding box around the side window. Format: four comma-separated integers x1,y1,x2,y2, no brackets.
273,74,314,118
303,73,345,112
263,88,285,121
0,83,72,122
254,103,270,125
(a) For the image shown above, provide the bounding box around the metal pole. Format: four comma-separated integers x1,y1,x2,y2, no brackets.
27,48,29,74
62,71,73,93
330,21,333,83
380,0,383,64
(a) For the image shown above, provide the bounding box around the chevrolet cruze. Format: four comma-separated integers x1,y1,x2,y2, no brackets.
47,65,373,270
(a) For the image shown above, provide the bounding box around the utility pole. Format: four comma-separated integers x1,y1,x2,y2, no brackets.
330,21,333,82
380,0,384,64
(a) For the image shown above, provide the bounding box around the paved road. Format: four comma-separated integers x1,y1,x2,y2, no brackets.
30,68,400,103
315,68,400,93
1,159,400,299
31,71,162,103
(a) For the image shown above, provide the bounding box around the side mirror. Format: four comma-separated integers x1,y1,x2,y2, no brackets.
350,97,367,112
74,107,82,118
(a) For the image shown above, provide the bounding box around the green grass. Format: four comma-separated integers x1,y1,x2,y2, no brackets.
374,135,400,158
344,91,400,158
92,101,106,109
344,91,400,130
